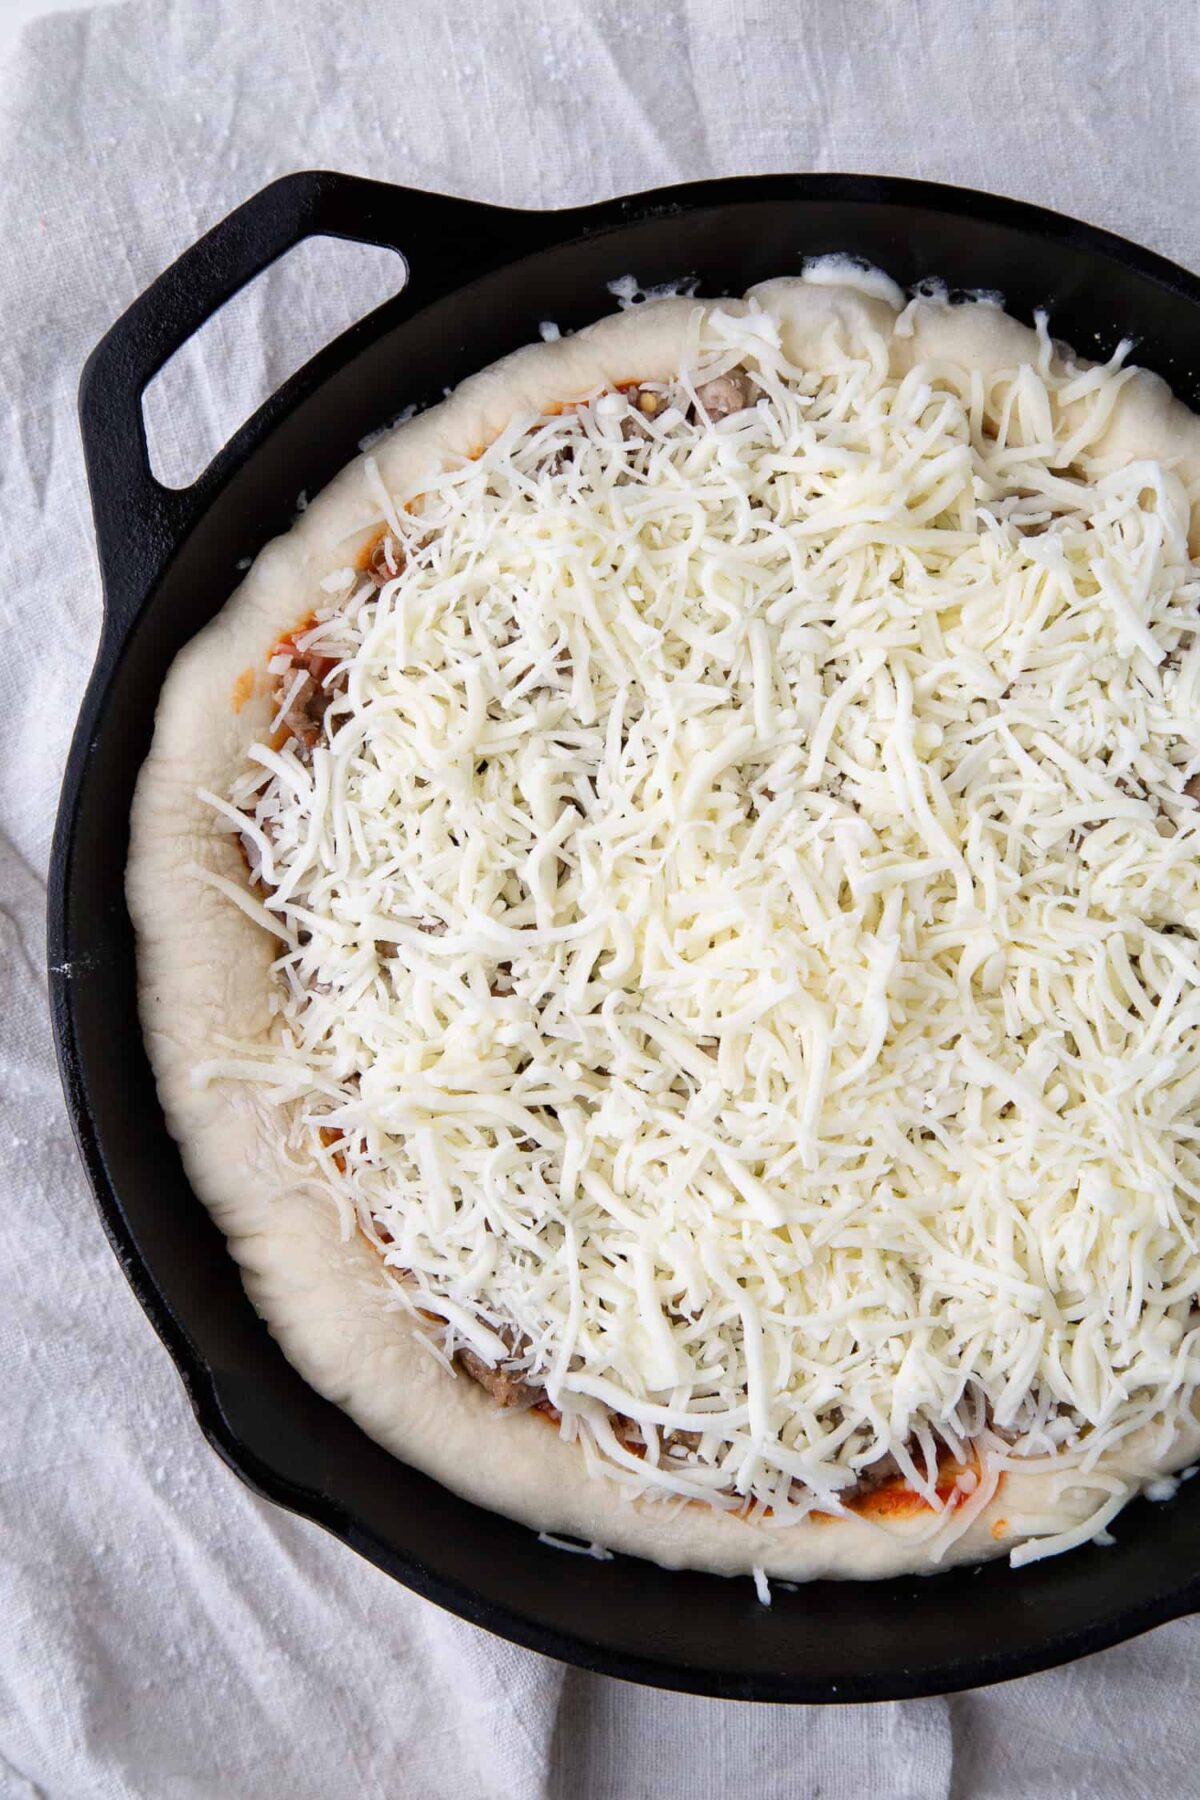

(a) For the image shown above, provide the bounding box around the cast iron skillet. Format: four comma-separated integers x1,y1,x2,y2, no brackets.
49,171,1200,1703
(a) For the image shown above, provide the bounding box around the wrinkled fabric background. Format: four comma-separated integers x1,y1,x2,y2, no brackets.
2,1,1200,1794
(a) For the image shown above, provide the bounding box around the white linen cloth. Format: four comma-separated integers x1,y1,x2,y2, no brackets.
3,1,1200,1793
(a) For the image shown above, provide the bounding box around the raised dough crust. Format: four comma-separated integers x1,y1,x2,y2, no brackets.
127,278,1200,1579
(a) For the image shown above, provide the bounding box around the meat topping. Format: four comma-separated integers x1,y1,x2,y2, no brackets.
272,644,344,757
621,384,681,441
694,370,752,421
365,532,406,586
456,1346,545,1410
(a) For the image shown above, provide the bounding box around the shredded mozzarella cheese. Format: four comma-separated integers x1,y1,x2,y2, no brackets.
200,298,1200,1560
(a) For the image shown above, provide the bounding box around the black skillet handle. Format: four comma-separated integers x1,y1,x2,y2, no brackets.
78,170,567,640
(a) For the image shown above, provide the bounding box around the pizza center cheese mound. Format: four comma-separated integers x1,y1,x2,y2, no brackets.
130,275,1200,1579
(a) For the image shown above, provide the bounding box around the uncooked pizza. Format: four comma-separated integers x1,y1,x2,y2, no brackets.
128,269,1200,1581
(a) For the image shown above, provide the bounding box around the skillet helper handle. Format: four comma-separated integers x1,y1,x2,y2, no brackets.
78,170,547,636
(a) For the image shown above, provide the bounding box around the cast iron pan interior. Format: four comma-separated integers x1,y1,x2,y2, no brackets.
49,171,1200,1702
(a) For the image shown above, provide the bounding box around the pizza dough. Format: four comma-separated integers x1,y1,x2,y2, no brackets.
127,274,1200,1579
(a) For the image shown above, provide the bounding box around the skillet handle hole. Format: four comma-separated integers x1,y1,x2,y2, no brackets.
141,236,407,491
